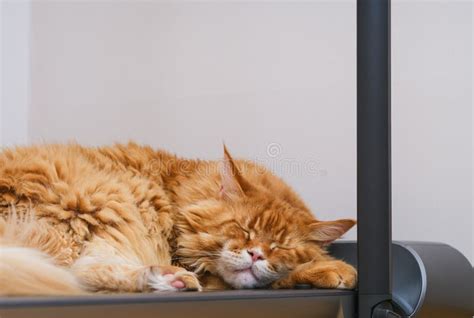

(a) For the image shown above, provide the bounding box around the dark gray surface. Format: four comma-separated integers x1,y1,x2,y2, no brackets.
405,242,473,318
0,289,355,318
0,289,353,308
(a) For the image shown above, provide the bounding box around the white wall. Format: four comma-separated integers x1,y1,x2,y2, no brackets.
0,0,3,146
1,0,30,147
28,1,359,246
392,1,472,263
2,1,473,263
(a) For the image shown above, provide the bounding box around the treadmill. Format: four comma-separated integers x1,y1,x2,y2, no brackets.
0,0,472,317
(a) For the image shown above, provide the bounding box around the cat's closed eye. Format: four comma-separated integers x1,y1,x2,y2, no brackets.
270,242,294,251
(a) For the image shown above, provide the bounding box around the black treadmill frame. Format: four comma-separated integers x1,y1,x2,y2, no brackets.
357,0,392,316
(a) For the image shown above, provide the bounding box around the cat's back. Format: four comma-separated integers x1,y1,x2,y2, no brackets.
0,143,169,209
1,143,103,196
0,144,90,198
0,143,84,168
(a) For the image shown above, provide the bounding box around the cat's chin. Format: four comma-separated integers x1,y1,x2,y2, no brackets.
219,268,261,289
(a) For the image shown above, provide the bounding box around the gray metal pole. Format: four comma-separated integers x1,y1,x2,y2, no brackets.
357,0,393,317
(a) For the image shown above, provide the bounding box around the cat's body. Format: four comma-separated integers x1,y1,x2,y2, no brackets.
0,143,356,295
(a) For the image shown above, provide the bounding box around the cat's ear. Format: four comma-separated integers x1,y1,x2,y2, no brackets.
219,145,253,200
309,219,356,244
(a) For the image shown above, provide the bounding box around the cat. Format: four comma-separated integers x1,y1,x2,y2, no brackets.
0,142,357,295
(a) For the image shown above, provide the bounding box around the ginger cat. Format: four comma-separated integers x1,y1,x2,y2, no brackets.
0,143,356,295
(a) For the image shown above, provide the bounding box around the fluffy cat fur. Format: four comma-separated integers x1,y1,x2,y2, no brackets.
0,143,356,295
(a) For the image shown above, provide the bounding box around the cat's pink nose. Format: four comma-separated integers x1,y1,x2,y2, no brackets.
247,249,264,262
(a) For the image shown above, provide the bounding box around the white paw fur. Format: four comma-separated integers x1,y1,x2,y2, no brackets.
147,271,202,292
148,272,180,292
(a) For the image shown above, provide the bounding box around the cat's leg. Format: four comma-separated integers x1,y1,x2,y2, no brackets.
271,259,357,290
71,240,202,293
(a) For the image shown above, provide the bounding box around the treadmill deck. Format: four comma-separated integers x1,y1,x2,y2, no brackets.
0,289,356,318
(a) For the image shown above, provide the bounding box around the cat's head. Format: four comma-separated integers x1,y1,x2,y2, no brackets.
176,146,355,289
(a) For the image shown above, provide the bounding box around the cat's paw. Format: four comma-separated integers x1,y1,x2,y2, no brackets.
312,263,357,289
272,260,357,290
147,265,202,292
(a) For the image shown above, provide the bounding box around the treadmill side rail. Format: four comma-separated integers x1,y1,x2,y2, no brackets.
330,241,473,318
